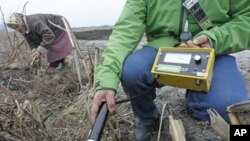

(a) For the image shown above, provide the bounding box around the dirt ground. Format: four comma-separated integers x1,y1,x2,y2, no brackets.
0,28,249,141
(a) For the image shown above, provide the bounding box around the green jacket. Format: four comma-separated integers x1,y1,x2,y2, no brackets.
95,0,250,91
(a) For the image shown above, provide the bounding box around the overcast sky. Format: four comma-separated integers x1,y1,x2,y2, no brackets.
0,0,126,27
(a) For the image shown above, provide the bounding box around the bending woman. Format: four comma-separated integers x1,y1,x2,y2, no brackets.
6,13,73,74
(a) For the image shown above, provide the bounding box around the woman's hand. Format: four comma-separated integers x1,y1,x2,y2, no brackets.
32,50,41,60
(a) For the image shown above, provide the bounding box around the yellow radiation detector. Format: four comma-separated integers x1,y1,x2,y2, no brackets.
151,47,215,92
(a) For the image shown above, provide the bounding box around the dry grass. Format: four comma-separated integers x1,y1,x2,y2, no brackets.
0,67,134,140
0,29,136,141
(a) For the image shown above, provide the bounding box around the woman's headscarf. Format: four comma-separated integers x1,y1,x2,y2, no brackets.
6,12,30,34
6,13,24,26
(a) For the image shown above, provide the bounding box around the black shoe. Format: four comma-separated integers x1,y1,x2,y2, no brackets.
134,120,160,141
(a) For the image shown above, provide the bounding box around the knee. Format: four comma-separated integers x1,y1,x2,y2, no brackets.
121,56,155,88
121,57,145,86
214,55,236,69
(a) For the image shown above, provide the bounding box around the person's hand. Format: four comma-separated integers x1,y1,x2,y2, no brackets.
90,89,116,123
32,50,41,60
179,34,211,48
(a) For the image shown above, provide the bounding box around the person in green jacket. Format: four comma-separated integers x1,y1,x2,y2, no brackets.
91,0,250,140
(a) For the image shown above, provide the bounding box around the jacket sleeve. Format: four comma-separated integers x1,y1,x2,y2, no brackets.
24,35,39,49
95,0,148,91
198,1,250,55
33,21,56,50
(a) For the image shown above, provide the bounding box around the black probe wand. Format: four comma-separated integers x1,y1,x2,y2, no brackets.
87,103,109,141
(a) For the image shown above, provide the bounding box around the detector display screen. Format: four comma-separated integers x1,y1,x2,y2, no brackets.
163,53,192,64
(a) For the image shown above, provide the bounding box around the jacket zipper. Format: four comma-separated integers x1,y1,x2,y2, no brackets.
178,0,185,36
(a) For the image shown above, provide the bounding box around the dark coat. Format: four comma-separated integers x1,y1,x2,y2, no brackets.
23,14,65,50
